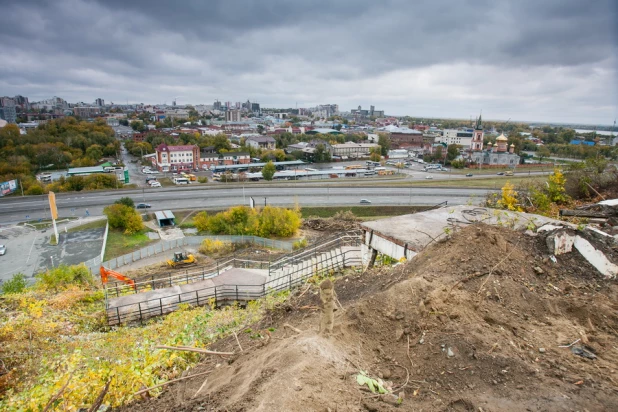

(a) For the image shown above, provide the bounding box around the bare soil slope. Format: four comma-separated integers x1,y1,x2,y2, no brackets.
122,224,618,412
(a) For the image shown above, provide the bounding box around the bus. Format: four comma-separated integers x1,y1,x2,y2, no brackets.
423,164,442,170
187,174,197,181
173,177,189,185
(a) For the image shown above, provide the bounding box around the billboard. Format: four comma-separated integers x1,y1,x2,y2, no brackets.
48,191,58,219
0,179,17,197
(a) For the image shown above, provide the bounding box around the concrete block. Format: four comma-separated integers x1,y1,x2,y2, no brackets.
546,230,575,255
574,236,618,280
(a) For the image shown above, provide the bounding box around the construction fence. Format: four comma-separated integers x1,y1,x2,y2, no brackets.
93,235,294,272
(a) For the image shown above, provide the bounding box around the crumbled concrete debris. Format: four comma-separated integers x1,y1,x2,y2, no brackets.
545,230,575,256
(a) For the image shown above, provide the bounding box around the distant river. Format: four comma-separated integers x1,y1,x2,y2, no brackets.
574,129,614,136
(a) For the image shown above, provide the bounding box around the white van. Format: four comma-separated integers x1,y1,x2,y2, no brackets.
173,177,189,185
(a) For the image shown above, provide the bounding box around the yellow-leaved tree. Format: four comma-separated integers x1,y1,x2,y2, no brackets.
497,181,522,211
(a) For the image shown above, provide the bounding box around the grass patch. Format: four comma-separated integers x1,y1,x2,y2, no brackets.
104,228,157,260
301,206,425,219
406,175,546,188
49,234,58,245
66,219,107,233
158,177,175,187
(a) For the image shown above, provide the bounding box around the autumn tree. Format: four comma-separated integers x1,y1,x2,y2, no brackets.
262,161,276,181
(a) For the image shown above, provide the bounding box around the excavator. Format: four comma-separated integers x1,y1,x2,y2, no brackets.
167,251,197,268
99,266,136,290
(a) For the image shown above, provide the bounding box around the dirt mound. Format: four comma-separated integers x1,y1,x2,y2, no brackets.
303,210,361,231
122,224,618,412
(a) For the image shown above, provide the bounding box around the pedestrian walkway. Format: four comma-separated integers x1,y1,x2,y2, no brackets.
105,231,362,325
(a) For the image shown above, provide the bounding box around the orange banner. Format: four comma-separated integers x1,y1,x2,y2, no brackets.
48,191,58,220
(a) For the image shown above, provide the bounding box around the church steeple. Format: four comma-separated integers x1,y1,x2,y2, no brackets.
475,113,483,130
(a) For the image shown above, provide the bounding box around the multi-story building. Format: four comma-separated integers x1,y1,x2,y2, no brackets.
153,143,199,172
245,136,276,150
251,103,261,114
331,143,379,158
351,105,384,118
73,106,101,118
13,95,29,110
95,98,105,107
0,97,17,123
225,109,241,122
436,129,474,147
388,127,423,149
0,106,16,124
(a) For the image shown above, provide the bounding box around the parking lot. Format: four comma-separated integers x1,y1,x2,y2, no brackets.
0,219,106,283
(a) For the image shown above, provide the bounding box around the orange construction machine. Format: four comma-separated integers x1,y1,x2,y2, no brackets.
99,266,137,290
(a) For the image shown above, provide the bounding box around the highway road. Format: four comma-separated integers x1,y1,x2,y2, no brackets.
0,185,492,224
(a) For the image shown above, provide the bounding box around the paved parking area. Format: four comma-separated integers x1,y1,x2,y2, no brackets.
0,223,105,283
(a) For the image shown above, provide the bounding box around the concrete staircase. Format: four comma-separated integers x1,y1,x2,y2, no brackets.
105,231,362,324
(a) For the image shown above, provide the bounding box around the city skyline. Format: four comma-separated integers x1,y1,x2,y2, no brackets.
1,0,616,124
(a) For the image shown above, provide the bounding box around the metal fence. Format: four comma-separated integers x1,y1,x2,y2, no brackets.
99,235,294,271
105,231,362,325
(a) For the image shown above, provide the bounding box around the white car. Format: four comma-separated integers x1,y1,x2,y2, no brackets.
425,175,433,179
149,181,162,187
0,244,6,255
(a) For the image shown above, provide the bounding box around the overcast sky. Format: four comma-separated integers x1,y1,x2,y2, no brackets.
1,0,616,125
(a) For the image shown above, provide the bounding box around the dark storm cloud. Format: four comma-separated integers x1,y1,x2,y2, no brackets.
0,0,616,122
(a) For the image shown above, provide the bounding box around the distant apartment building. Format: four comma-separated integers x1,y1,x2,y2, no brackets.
311,104,339,118
73,106,101,118
225,109,241,122
153,143,199,172
245,136,276,150
351,105,384,118
251,103,261,114
199,148,251,169
0,98,17,123
95,98,105,107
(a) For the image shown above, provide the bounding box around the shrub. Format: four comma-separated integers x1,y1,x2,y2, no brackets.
104,204,144,233
115,196,135,208
2,273,28,294
25,184,44,195
262,161,276,181
547,168,569,204
198,239,235,255
292,238,307,250
198,176,208,183
193,211,209,232
496,182,522,211
35,264,94,291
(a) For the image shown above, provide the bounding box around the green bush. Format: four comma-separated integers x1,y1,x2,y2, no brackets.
115,197,135,208
198,176,208,183
292,238,307,250
25,184,44,195
2,273,28,294
193,205,301,237
35,264,94,291
104,203,144,234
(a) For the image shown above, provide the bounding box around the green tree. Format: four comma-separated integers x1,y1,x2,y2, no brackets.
378,133,391,156
446,144,460,162
193,211,209,232
85,144,103,161
115,197,135,208
537,146,551,162
262,161,276,181
104,204,144,234
257,125,265,134
0,124,20,148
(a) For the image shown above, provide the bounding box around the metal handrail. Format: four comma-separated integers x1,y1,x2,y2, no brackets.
106,247,362,325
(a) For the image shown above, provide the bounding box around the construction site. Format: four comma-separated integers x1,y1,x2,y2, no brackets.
1,198,618,411
100,202,618,411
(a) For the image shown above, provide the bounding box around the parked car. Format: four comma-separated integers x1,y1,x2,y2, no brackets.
465,173,473,177
359,199,372,204
425,175,433,179
496,172,505,175
0,244,6,256
149,181,161,187
145,176,157,182
136,203,151,209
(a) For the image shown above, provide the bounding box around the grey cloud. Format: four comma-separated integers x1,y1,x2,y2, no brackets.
0,0,616,123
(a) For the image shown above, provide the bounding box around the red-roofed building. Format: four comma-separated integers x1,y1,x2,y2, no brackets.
152,143,199,172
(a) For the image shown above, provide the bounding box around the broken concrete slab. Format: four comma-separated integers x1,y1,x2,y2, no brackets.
573,236,618,280
546,230,575,256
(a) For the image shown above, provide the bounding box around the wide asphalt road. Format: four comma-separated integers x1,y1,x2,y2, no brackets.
0,185,493,224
